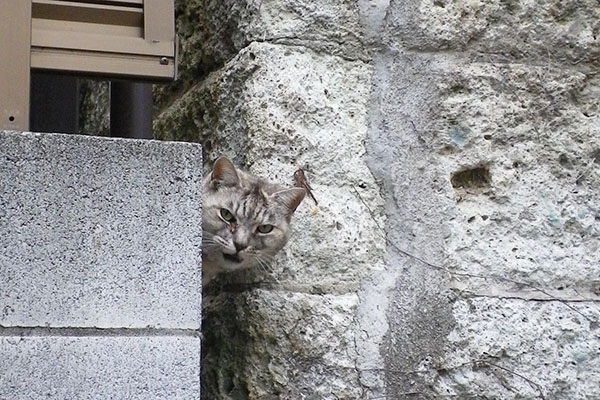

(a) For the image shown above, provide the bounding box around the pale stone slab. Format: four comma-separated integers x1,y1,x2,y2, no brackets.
441,298,600,399
0,131,203,329
0,336,201,399
202,289,361,399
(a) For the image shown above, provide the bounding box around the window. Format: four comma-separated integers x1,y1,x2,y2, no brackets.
0,0,176,131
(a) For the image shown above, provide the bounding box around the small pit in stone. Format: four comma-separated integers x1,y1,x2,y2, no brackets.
559,153,572,168
451,166,491,191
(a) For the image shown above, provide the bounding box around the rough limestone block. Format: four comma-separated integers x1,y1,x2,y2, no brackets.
436,62,600,294
0,336,201,399
389,0,600,65
0,131,203,329
154,0,370,109
175,0,367,76
434,60,600,400
202,290,361,399
441,299,600,399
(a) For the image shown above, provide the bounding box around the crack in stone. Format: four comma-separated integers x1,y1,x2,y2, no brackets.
252,36,372,63
451,282,600,303
463,293,600,303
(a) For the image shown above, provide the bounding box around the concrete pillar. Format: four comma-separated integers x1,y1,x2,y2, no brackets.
0,130,203,399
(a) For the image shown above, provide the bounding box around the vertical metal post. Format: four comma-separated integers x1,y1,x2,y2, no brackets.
0,1,32,131
110,81,153,139
30,72,79,134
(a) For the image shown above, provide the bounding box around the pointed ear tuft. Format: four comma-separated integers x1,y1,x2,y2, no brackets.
211,157,240,187
272,188,306,215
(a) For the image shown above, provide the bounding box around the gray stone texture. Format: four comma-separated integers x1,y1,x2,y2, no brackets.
151,0,599,399
0,131,203,329
0,336,201,399
79,79,110,137
1,130,203,398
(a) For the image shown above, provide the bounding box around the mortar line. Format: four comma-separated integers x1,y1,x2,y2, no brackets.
0,326,201,338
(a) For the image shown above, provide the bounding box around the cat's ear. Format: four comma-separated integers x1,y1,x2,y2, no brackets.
272,188,306,215
211,157,239,187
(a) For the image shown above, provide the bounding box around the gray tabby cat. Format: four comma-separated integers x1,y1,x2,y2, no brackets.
202,157,306,285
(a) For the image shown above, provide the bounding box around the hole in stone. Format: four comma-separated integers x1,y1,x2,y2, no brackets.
440,145,455,155
482,215,489,220
468,216,476,223
451,166,491,190
483,134,492,140
559,153,571,167
450,84,466,93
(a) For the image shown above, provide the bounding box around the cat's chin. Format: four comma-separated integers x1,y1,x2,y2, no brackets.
220,252,252,271
222,253,242,264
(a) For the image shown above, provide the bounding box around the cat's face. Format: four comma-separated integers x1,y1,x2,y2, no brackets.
202,157,305,279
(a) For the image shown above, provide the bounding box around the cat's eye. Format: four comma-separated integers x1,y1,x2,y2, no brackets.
257,224,273,234
220,208,235,222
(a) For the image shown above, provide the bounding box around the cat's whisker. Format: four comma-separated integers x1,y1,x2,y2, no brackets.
254,255,279,283
260,253,275,262
261,258,274,273
245,249,275,273
250,253,265,270
255,260,269,275
202,238,219,246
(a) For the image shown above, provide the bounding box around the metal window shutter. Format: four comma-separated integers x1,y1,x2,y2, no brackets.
30,0,176,80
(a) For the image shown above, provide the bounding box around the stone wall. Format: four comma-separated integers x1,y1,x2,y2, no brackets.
0,131,203,398
152,1,599,399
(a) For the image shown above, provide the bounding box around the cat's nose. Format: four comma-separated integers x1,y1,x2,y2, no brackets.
234,242,247,252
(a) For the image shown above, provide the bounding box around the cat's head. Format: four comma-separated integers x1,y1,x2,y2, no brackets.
202,157,305,277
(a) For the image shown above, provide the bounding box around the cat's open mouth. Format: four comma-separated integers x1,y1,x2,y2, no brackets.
222,253,242,263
